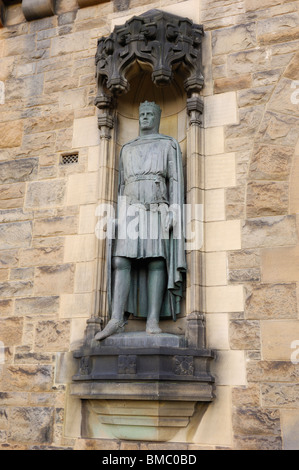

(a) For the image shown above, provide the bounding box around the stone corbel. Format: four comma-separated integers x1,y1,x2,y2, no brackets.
22,0,55,21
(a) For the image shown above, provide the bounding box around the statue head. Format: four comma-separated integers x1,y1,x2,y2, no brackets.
139,101,162,135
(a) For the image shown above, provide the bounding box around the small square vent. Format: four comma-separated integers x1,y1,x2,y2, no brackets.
61,153,79,165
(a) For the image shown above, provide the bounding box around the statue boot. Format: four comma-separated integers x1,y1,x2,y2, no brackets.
146,259,166,335
95,257,131,341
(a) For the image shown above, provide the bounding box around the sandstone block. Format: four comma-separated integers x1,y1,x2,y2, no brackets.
0,280,33,298
204,92,238,128
34,264,75,295
0,318,23,346
281,410,299,450
0,249,19,268
246,182,289,218
14,296,59,316
229,268,261,283
9,407,54,444
0,158,38,183
247,360,299,383
2,365,52,392
228,250,260,270
0,183,25,201
0,221,32,250
214,75,252,94
245,283,297,319
0,121,23,149
19,246,64,267
229,320,260,350
249,145,293,181
34,320,70,352
212,23,257,56
242,215,297,249
262,383,299,408
233,407,281,436
33,215,78,237
261,320,299,360
258,111,299,147
0,299,13,317
233,434,282,451
232,385,260,408
25,180,66,208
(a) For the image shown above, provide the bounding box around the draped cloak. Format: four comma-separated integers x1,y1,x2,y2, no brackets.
107,133,186,321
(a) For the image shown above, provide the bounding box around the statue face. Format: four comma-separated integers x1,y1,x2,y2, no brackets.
139,107,158,132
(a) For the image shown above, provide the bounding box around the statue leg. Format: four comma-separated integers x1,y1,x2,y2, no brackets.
146,258,167,334
95,256,131,341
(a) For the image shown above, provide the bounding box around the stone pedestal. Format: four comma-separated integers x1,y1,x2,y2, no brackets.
71,332,215,442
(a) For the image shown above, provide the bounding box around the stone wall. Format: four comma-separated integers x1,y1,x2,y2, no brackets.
0,0,299,450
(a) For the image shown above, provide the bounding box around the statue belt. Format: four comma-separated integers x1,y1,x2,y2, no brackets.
125,175,165,184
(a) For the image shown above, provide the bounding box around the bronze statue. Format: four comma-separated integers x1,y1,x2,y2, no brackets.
95,101,186,341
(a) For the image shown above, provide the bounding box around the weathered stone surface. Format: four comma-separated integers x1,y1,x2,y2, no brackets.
2,366,52,392
245,283,298,319
0,318,23,346
284,52,299,80
225,106,264,140
268,77,299,116
229,268,261,283
242,216,297,248
0,281,33,298
247,361,299,383
10,267,34,281
14,296,59,316
0,299,13,317
281,410,299,450
0,158,38,183
33,216,78,237
258,111,299,146
238,85,274,108
233,407,281,436
214,74,252,94
261,320,299,360
0,221,32,250
34,320,71,352
249,145,293,180
25,180,66,208
0,183,25,201
34,264,75,294
212,23,257,56
9,407,54,444
19,246,64,267
0,249,19,268
0,121,23,149
262,383,299,408
228,250,260,269
232,385,260,408
230,320,260,349
234,434,282,451
246,182,289,218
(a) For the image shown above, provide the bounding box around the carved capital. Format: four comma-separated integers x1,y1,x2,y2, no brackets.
187,96,204,126
95,9,204,100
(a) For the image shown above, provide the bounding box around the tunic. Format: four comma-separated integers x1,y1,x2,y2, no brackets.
108,133,186,320
113,134,177,260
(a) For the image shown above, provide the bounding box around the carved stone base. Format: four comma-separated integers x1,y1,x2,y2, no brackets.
71,332,215,442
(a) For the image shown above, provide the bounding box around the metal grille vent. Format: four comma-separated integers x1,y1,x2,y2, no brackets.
61,153,79,165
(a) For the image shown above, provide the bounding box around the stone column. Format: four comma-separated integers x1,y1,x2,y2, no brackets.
185,93,205,346
85,94,115,341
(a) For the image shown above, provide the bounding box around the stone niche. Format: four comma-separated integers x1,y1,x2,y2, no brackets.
71,9,215,443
